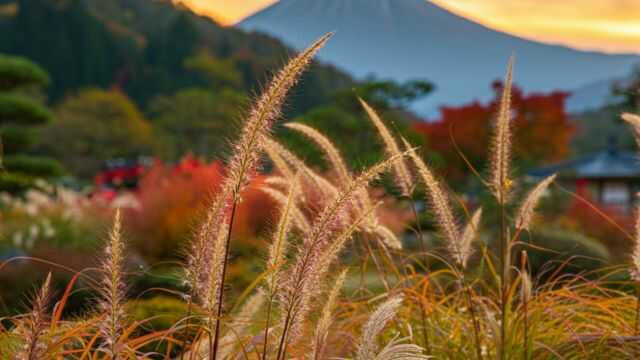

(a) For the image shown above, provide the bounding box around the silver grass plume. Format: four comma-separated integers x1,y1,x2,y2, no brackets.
356,296,404,360
489,57,515,201
310,269,348,360
360,98,413,196
20,272,52,360
99,209,126,356
515,174,556,231
402,138,459,255
458,208,483,269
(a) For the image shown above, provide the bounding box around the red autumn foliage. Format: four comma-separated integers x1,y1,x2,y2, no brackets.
413,82,575,181
560,196,634,257
122,155,276,260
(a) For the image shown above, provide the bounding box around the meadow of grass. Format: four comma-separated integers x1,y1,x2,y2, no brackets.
3,33,640,359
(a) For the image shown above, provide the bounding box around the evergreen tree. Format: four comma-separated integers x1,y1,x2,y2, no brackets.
0,54,63,192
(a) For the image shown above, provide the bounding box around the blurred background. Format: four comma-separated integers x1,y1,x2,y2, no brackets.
0,0,638,317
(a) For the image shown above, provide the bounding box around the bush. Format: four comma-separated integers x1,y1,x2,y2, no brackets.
3,155,64,178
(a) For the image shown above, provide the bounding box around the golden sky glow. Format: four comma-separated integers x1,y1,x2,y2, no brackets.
177,0,640,54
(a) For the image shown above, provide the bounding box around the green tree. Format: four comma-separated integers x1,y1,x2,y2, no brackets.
41,89,156,178
280,79,430,170
149,88,245,159
0,54,62,193
183,51,242,90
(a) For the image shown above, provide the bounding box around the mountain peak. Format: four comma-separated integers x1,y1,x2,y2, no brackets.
240,0,638,114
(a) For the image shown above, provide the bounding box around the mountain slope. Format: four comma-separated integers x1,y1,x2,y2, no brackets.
0,0,354,114
240,0,639,113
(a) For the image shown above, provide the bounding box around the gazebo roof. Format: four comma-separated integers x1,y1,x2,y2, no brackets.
529,141,640,180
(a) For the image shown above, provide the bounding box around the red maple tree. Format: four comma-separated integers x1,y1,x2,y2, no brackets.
413,82,575,181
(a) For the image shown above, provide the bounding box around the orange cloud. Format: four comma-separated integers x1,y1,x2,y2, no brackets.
430,0,640,53
175,0,276,25
177,0,640,54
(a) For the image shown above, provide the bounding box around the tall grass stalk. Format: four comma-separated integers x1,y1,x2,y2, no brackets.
180,33,332,360
490,58,514,360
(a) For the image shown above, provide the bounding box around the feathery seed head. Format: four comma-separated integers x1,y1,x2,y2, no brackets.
311,269,348,360
99,209,127,354
622,112,640,148
489,57,515,201
632,207,640,281
20,272,52,360
402,138,459,248
357,295,404,360
360,98,413,196
515,174,556,231
224,33,332,201
458,208,483,269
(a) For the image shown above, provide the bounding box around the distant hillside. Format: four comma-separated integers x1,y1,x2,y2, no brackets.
240,0,639,114
0,0,354,114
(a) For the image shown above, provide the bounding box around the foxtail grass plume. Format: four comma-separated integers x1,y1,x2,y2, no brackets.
263,137,339,201
360,98,413,196
277,155,402,352
224,32,332,203
20,272,52,360
515,174,557,231
284,122,351,184
375,224,403,250
311,269,348,360
632,207,640,281
265,177,300,291
622,112,640,147
356,296,413,360
260,185,311,233
402,138,459,254
458,208,483,269
284,122,399,249
99,209,126,355
373,335,431,360
489,57,515,200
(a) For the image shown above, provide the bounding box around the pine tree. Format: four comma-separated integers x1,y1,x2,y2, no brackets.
0,53,63,193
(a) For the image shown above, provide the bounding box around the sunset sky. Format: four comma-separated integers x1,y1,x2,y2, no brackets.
177,0,640,54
